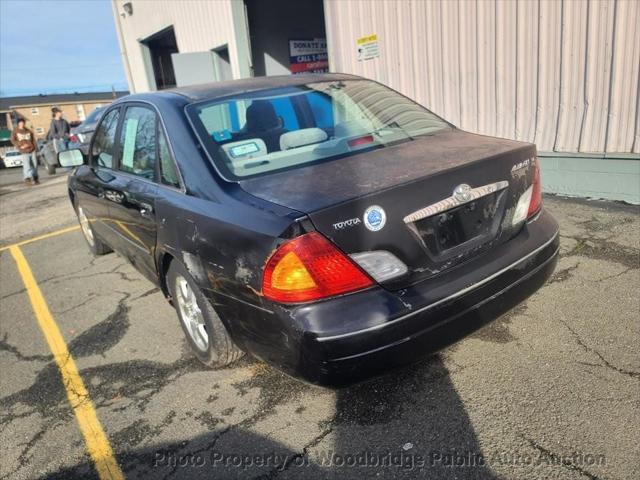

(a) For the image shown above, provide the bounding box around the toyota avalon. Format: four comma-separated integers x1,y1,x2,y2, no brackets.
58,74,559,386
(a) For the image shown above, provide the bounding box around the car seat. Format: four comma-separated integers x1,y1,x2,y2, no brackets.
236,100,288,153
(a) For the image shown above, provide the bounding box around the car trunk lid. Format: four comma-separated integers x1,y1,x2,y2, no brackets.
240,129,538,288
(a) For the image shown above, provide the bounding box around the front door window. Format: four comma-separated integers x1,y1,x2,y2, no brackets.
91,108,120,168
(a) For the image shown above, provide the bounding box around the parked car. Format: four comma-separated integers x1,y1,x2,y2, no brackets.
69,106,106,154
59,74,559,386
1,150,23,168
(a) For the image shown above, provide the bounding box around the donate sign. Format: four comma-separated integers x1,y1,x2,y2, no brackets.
289,38,329,74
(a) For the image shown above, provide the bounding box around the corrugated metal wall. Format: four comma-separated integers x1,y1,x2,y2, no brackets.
324,0,640,154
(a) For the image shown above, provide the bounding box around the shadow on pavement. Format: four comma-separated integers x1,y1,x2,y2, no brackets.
42,355,498,479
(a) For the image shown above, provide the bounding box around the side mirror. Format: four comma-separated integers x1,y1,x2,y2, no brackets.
58,149,85,167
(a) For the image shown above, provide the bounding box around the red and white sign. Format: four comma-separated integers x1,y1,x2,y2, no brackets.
289,38,329,74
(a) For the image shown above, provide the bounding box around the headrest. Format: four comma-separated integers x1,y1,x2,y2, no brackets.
245,100,280,131
221,139,267,162
279,128,328,150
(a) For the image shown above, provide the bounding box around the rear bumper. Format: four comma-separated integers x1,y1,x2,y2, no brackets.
232,208,559,387
305,236,556,386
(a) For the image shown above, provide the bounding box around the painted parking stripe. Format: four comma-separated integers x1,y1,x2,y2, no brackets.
0,225,80,252
9,245,124,480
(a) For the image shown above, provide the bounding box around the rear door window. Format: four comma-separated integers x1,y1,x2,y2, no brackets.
118,106,157,180
158,124,180,188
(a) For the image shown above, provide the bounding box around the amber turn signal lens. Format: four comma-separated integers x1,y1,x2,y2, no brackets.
262,232,374,303
270,251,317,291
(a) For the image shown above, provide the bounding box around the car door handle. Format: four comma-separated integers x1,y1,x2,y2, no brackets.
104,190,124,203
139,203,154,218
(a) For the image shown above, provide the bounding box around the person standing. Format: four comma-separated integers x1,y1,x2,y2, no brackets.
11,118,39,185
48,107,70,153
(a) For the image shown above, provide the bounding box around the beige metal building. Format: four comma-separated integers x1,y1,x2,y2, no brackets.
112,0,640,203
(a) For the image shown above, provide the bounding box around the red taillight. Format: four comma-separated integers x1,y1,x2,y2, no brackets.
262,232,374,303
69,134,78,143
527,160,542,217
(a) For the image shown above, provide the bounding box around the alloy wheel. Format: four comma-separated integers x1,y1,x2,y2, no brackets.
175,275,209,351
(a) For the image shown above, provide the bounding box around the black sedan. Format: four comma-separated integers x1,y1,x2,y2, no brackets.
58,74,559,386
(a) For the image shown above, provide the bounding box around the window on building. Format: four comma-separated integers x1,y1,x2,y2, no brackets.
31,108,39,115
143,27,178,90
76,104,86,121
36,127,45,135
212,45,232,82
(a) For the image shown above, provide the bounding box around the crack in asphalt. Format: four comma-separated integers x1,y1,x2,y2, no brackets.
559,319,640,379
523,436,602,480
112,411,177,449
2,422,60,480
0,333,51,362
134,287,161,301
592,266,634,283
253,426,334,480
53,292,99,315
67,293,131,358
560,232,639,270
0,287,27,301
39,261,139,286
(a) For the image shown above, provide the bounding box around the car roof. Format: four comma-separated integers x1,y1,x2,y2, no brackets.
120,73,363,105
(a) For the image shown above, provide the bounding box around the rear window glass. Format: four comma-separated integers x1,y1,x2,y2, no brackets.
186,79,450,180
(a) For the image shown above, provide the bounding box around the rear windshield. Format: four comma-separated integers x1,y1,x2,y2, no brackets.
186,79,451,180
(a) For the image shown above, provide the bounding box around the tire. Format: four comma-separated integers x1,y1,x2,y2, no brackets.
46,163,56,175
167,260,244,367
75,204,111,256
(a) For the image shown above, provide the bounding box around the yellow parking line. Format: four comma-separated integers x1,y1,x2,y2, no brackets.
0,225,80,252
115,221,150,251
9,245,124,480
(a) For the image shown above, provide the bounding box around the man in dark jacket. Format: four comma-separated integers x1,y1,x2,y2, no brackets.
48,107,70,153
11,118,39,185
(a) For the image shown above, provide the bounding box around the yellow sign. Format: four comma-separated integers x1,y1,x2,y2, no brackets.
357,34,380,61
357,34,378,45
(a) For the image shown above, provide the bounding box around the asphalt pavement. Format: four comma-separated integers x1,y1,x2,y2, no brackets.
0,175,638,479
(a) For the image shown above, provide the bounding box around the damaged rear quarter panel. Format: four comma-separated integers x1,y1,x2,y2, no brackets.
153,185,301,349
